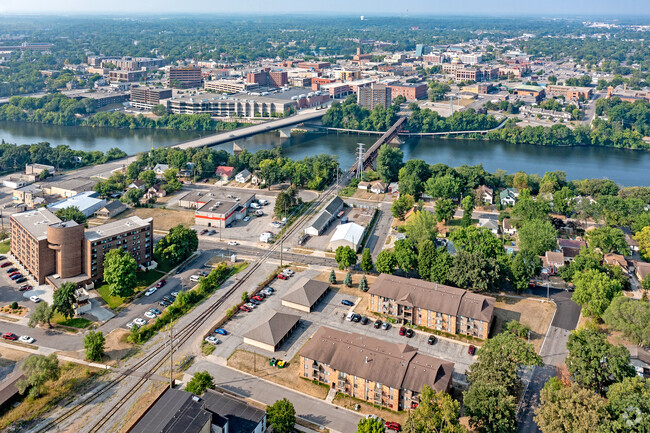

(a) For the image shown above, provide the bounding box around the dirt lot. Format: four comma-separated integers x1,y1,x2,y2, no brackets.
104,329,137,364
313,270,375,315
491,295,556,353
351,190,386,202
118,207,195,231
333,393,407,426
227,349,328,400
0,346,30,364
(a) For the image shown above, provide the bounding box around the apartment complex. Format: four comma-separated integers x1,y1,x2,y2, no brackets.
368,274,495,339
130,86,173,109
546,85,593,100
358,83,391,110
167,93,296,117
300,327,454,411
169,66,202,88
10,208,153,286
246,69,288,88
88,56,164,71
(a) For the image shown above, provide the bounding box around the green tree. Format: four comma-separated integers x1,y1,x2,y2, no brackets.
394,238,418,272
138,169,157,188
16,354,60,399
405,210,438,248
375,250,397,274
552,186,574,215
510,250,542,291
398,159,431,198
376,144,404,183
403,386,467,433
275,188,298,217
52,281,77,320
449,251,503,292
606,376,650,432
535,379,609,433
506,320,531,338
425,174,463,200
464,381,516,433
186,371,216,395
38,169,50,180
54,206,86,224
357,418,385,433
267,398,296,433
392,193,415,220
517,219,557,255
633,226,650,261
241,291,249,302
602,296,650,346
329,269,337,284
572,269,622,318
334,246,357,270
151,104,167,116
360,248,374,273
28,301,53,328
461,195,475,227
435,198,455,223
566,328,635,395
449,226,504,259
585,226,628,255
344,272,353,287
122,187,144,205
417,239,438,281
83,330,105,362
154,225,199,265
103,248,138,298
359,275,368,291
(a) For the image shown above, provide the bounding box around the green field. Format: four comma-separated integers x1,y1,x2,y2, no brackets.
52,312,92,329
97,269,165,310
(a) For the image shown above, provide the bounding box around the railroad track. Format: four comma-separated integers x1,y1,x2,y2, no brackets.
31,168,351,433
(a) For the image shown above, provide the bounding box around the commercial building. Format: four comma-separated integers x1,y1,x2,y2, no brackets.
281,277,331,313
297,61,331,71
169,66,202,88
13,185,44,208
358,83,391,110
511,84,546,102
167,93,296,117
300,327,454,410
455,67,498,82
25,164,55,176
131,388,267,433
48,191,107,218
246,71,268,87
328,222,366,252
40,178,98,199
204,79,259,94
246,69,288,88
88,56,163,71
242,311,301,352
10,208,152,286
368,273,495,339
336,69,362,81
69,90,130,108
269,70,288,88
546,85,593,100
192,192,256,227
459,54,482,65
130,86,173,109
389,82,427,101
304,197,344,236
108,70,146,83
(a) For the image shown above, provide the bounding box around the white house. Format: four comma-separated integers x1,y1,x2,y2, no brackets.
153,164,169,177
235,169,252,183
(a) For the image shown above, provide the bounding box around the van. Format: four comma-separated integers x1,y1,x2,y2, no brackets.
189,275,201,283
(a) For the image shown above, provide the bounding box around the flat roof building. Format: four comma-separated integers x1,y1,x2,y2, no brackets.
48,191,107,218
130,86,173,109
546,85,593,100
167,92,296,117
169,66,202,89
389,82,427,101
204,79,259,94
300,327,454,411
358,83,391,110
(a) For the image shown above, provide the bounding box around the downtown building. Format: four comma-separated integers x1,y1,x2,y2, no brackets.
300,327,454,411
167,93,296,117
357,83,392,110
130,86,173,109
368,274,495,339
169,66,202,88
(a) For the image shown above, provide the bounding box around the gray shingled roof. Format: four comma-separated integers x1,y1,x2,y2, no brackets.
130,388,211,433
368,274,495,322
282,277,330,308
201,389,266,432
301,327,453,392
324,196,344,215
243,311,300,347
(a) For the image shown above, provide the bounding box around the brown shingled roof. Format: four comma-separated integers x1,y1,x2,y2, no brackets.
282,277,330,308
301,327,453,393
368,274,495,322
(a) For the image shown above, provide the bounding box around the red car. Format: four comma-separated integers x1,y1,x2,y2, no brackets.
252,295,264,302
9,271,20,277
156,280,166,289
398,326,406,336
1,262,11,267
468,345,476,356
385,421,401,431
277,273,288,280
2,332,18,341
239,305,252,312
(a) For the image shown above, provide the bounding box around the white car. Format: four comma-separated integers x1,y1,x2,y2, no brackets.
125,322,135,329
228,241,239,246
18,335,34,344
134,318,147,326
204,336,221,345
243,216,250,222
245,302,257,309
171,291,179,297
283,269,295,276
29,296,41,303
144,311,157,319
145,287,157,296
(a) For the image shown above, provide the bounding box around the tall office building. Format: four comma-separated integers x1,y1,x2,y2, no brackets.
357,83,391,110
169,66,202,88
130,86,173,109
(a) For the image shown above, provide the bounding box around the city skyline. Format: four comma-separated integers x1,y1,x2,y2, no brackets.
1,0,648,16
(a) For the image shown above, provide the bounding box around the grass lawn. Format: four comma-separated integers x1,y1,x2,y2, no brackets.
51,312,92,329
97,269,166,310
0,240,10,254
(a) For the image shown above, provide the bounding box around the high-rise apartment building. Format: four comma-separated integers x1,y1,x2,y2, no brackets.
357,83,391,110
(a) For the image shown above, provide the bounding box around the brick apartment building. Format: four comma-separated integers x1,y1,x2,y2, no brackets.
247,69,288,88
130,86,173,109
169,66,202,88
269,70,288,88
358,83,391,110
389,82,427,101
10,208,153,287
368,274,495,339
300,327,454,411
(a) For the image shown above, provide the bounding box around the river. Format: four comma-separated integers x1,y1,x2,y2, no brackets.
1,121,649,186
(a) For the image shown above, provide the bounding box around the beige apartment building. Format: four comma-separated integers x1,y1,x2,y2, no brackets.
300,327,454,411
368,274,495,339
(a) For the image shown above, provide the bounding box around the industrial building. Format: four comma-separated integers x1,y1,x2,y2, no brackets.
48,191,107,218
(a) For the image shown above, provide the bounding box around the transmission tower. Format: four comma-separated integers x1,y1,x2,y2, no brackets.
356,143,365,179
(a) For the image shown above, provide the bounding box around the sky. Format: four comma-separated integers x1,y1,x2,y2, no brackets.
1,0,648,16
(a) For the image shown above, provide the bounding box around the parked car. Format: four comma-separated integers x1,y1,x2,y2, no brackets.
171,291,179,297
145,287,157,296
265,286,275,293
249,299,260,306
126,322,135,329
381,321,391,330
239,305,252,312
9,271,21,277
245,302,257,309
228,241,239,246
29,296,41,303
341,299,354,307
6,267,17,273
2,332,18,341
175,266,185,274
427,335,437,345
15,277,27,284
144,311,156,319
156,280,166,289
200,229,208,235
277,273,288,280
399,326,406,336
198,271,208,277
159,300,171,307
351,313,361,322
360,316,369,325
374,319,383,329
150,308,162,315
162,296,173,303
243,216,250,222
134,318,147,326
214,328,228,336
283,269,295,276
468,345,476,356
204,336,221,345
405,328,414,338
18,335,34,344
252,295,264,302
1,262,12,267
10,274,23,280
19,284,32,291
208,230,217,235
385,421,401,431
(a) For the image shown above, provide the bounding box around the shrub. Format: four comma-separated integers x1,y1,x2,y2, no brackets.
10,301,18,310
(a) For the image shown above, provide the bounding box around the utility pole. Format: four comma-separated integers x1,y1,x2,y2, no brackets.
280,201,286,267
356,143,364,179
169,322,174,388
220,217,222,242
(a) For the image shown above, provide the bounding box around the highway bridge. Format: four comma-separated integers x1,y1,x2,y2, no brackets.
173,109,326,150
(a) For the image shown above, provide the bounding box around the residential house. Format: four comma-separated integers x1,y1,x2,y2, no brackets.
300,327,454,411
604,253,630,274
541,251,564,274
370,181,388,194
235,169,252,183
478,215,499,235
502,218,517,236
499,188,519,206
215,166,235,181
475,185,494,204
153,164,169,178
633,261,650,284
94,201,127,219
558,238,586,260
144,183,166,200
126,179,146,191
620,226,639,252
388,182,399,195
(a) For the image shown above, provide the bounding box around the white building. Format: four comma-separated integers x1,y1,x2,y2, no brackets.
328,222,366,251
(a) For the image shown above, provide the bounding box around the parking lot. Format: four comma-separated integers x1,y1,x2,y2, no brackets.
0,257,52,308
206,267,476,383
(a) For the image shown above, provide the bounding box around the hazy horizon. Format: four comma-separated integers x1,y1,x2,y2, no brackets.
1,0,648,16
